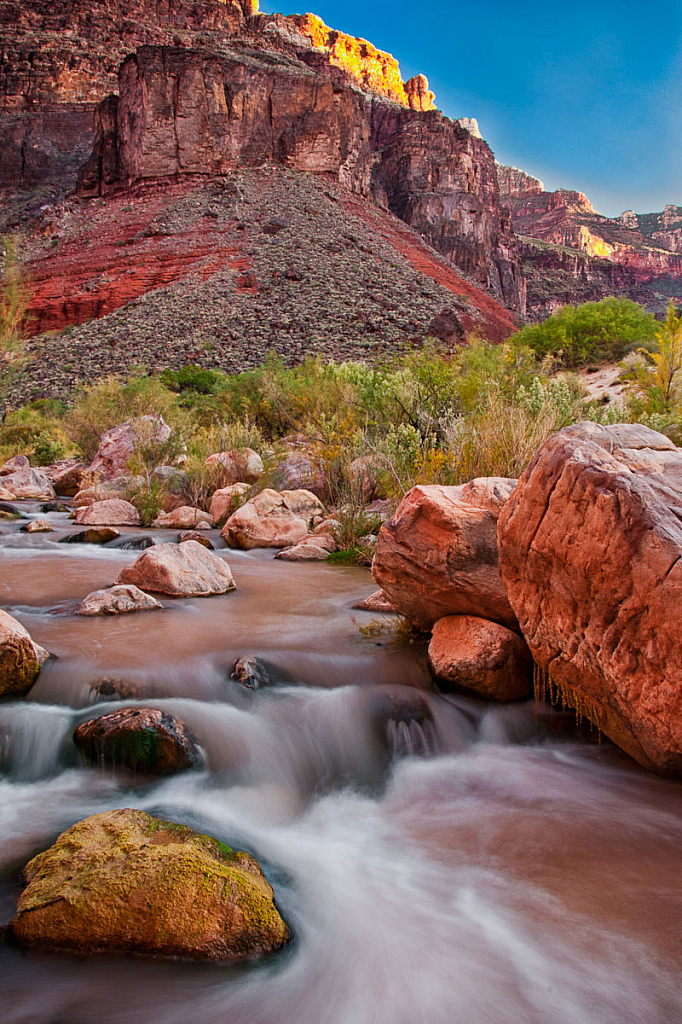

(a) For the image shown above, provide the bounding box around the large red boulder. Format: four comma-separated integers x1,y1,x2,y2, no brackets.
222,488,319,549
117,540,236,596
428,614,532,701
372,478,517,629
498,422,682,775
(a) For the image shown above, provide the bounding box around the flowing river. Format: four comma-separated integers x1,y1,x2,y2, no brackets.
1,503,681,1024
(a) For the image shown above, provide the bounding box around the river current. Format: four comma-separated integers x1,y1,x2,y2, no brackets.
0,503,681,1024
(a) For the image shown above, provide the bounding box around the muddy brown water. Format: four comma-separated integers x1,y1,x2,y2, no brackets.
0,503,681,1024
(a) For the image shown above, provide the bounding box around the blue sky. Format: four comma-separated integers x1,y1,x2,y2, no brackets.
259,0,682,217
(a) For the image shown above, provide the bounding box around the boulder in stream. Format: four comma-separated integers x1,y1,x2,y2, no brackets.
178,530,214,549
117,540,236,596
352,590,395,613
74,498,141,527
222,488,315,549
73,707,200,774
498,422,682,775
75,585,163,616
62,527,121,545
372,478,518,630
209,483,252,526
22,518,53,533
428,614,532,701
0,609,49,696
152,506,213,530
230,656,295,690
9,808,290,960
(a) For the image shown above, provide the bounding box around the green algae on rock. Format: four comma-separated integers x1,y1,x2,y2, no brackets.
0,608,49,696
73,708,200,775
9,809,290,960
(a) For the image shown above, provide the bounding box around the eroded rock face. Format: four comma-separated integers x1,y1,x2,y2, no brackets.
73,707,199,773
222,488,311,549
497,422,682,775
9,808,290,960
428,614,532,701
0,609,49,696
75,584,162,616
117,540,236,595
88,416,171,480
372,478,518,630
74,498,141,526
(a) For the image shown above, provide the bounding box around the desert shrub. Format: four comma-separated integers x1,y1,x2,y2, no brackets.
623,302,682,417
160,365,224,396
512,297,657,367
129,477,166,526
64,374,181,461
32,432,68,465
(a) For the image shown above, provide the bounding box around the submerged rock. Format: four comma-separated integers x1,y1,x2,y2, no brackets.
74,498,141,527
117,540,236,596
75,585,163,616
73,707,200,774
89,677,144,702
0,610,49,696
498,422,682,775
372,478,517,629
9,808,289,960
428,614,532,701
230,656,295,690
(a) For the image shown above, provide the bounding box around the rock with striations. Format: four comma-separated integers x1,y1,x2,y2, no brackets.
498,422,682,775
372,478,518,630
117,540,236,596
428,614,532,701
0,609,50,696
73,707,199,773
88,416,171,480
223,488,311,549
206,448,264,484
74,498,141,526
152,505,213,530
75,584,162,616
9,808,289,960
268,454,329,501
210,483,252,526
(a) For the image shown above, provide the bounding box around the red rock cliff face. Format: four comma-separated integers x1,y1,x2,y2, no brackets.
498,164,682,315
79,45,525,312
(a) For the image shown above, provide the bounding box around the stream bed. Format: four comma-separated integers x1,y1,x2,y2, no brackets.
1,504,681,1024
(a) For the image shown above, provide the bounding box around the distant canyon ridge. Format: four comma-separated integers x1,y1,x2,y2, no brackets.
0,0,679,395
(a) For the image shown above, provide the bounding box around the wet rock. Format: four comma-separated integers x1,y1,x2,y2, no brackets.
152,505,213,529
73,707,200,774
0,609,49,696
62,527,121,545
268,454,329,501
372,478,518,630
9,808,289,960
352,589,395,613
498,422,682,775
88,416,171,480
206,448,263,484
222,488,310,550
75,585,163,616
108,534,155,551
209,482,251,526
74,498,141,526
178,530,214,549
275,535,334,561
369,688,435,757
22,518,53,533
230,656,294,690
39,501,70,513
117,540,236,596
89,677,143,701
428,614,532,701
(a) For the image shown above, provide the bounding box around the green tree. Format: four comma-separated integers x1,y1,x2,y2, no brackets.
628,302,682,415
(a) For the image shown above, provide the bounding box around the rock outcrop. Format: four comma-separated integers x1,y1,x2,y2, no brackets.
372,478,518,630
428,614,531,701
74,707,199,773
0,609,49,696
498,422,682,775
117,539,236,595
9,808,289,960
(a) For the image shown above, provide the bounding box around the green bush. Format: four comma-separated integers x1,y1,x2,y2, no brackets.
512,297,657,367
160,365,223,396
32,432,67,466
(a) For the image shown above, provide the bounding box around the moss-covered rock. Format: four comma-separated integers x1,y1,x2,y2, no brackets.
73,707,200,774
0,608,49,696
9,808,290,960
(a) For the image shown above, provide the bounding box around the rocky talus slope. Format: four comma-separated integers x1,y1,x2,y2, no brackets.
11,167,515,401
498,164,682,316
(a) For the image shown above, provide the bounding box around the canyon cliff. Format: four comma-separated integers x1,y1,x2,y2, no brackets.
498,165,682,316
